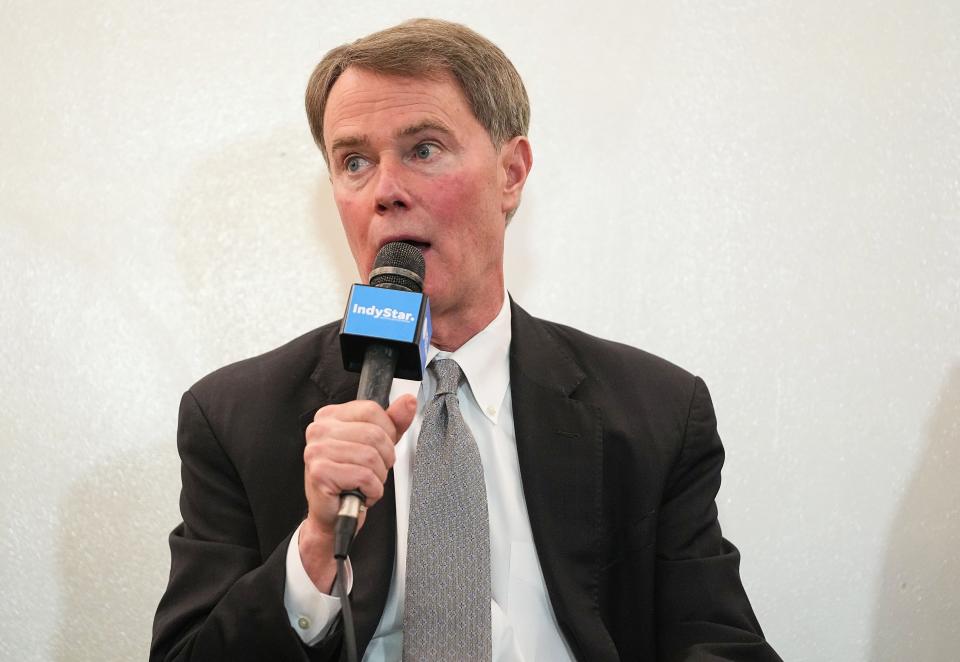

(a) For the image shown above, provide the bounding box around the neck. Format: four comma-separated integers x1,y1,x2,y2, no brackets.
429,289,505,352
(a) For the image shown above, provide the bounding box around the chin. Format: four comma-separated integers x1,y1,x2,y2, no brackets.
423,287,450,313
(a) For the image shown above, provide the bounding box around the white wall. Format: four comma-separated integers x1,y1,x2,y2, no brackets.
1,2,957,660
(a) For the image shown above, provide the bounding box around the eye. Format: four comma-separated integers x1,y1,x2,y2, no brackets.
344,155,369,173
412,143,439,160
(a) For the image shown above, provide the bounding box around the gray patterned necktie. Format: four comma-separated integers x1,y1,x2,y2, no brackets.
403,358,492,661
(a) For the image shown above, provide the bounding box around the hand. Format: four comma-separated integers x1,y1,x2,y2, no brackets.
298,395,417,591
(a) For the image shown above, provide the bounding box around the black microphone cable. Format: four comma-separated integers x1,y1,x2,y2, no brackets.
335,488,364,662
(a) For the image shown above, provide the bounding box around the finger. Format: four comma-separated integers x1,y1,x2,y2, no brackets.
314,399,399,440
305,420,396,468
305,438,389,483
386,394,418,442
304,458,386,505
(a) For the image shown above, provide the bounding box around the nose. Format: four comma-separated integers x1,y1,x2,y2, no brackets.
373,156,411,215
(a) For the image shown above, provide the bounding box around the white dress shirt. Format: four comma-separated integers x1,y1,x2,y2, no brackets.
284,296,575,661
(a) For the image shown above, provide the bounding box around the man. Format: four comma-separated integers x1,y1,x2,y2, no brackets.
152,18,781,662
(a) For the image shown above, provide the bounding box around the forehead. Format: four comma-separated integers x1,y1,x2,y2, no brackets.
322,68,483,150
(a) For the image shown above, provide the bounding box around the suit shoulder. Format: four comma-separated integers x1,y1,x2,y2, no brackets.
540,317,693,377
188,320,340,403
519,312,710,447
533,316,699,401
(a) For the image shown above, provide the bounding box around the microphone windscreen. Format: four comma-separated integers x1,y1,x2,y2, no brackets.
370,242,425,292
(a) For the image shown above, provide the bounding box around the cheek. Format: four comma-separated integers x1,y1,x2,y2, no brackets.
421,174,470,218
334,196,374,267
426,172,498,232
334,196,364,239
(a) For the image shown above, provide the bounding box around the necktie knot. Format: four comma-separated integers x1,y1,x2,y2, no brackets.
429,358,464,397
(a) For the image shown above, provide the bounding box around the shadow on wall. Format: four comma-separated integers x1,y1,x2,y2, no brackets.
871,364,960,661
170,124,356,366
171,122,356,280
47,127,353,661
52,442,178,662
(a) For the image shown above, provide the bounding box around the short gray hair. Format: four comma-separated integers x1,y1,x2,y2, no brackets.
305,18,530,159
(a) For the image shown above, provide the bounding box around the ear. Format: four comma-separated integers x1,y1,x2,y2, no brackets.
499,136,533,216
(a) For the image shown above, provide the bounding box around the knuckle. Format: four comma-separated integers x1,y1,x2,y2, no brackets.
304,438,334,460
383,445,396,467
314,404,336,421
365,478,385,501
307,462,328,483
305,420,331,442
361,445,380,466
358,400,382,420
363,467,380,486
364,425,383,447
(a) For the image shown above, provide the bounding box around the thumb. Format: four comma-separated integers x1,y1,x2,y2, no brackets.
386,394,417,442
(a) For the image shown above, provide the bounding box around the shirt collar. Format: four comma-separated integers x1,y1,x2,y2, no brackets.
427,291,512,424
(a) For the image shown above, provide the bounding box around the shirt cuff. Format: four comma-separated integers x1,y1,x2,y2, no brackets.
283,521,354,646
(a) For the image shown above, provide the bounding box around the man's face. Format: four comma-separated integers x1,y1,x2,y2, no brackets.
323,67,525,326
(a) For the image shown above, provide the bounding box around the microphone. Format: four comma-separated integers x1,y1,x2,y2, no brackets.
355,241,426,407
334,241,430,558
334,241,430,662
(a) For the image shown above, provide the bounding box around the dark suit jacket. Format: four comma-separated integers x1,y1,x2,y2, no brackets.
151,301,781,661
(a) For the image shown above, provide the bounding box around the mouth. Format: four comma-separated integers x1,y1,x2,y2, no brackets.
406,240,430,254
382,237,431,254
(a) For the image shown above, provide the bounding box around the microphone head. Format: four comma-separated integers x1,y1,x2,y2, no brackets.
369,241,426,293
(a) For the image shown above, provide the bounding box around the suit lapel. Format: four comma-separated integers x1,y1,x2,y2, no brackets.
509,302,618,662
298,330,396,659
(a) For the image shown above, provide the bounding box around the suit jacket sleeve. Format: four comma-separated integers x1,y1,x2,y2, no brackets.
150,390,344,662
654,377,781,662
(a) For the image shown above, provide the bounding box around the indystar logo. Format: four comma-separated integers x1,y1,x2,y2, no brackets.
351,303,415,322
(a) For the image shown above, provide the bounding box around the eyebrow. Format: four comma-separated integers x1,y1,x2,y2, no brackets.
397,120,452,139
329,134,369,153
329,120,453,154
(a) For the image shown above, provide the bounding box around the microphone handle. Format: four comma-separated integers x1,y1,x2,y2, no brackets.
334,342,399,559
357,343,399,407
